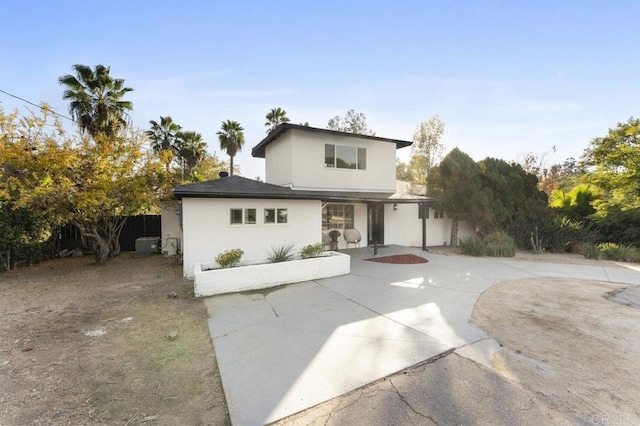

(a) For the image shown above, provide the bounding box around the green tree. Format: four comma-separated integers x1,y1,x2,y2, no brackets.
265,107,290,133
68,131,160,263
176,131,207,177
550,184,599,222
217,120,245,176
478,157,551,248
147,116,182,171
327,109,375,135
192,155,228,182
582,117,640,246
409,115,445,184
396,159,415,182
58,64,133,138
583,117,640,209
0,105,69,270
1,108,161,265
429,148,491,246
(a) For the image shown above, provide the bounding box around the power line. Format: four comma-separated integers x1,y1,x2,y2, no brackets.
0,88,135,136
0,88,77,125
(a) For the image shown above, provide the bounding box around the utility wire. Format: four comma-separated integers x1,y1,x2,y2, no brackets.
0,88,135,137
0,88,78,125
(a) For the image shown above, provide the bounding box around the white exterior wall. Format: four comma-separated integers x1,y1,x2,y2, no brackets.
265,129,397,192
264,132,293,186
182,198,322,278
384,204,476,247
161,202,182,255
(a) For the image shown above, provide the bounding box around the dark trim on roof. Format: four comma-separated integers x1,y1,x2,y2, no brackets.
251,123,413,158
173,175,435,204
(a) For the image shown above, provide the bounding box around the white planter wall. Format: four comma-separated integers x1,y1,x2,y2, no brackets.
193,252,351,297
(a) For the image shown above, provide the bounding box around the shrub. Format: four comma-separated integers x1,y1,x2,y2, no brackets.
484,231,516,257
267,244,295,263
598,243,640,262
583,244,601,260
460,235,487,256
215,248,243,268
507,216,598,253
300,243,324,259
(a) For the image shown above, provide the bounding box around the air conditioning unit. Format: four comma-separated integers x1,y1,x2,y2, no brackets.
135,236,161,256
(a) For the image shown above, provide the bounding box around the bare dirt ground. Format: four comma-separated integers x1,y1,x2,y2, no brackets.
0,253,230,425
472,277,640,424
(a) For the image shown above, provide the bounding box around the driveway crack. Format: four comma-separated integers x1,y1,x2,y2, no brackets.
263,295,279,317
389,377,438,425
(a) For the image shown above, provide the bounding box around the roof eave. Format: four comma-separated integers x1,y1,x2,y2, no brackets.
251,123,413,158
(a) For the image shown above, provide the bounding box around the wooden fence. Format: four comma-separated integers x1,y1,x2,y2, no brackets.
58,215,162,252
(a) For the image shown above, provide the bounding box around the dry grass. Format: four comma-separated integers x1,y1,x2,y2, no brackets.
0,253,229,425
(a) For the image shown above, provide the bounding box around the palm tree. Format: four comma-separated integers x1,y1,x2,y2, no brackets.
146,116,182,171
59,64,133,138
265,107,290,133
147,116,182,153
175,131,207,176
217,120,245,176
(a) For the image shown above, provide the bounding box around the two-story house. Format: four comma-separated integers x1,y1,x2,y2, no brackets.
172,124,475,278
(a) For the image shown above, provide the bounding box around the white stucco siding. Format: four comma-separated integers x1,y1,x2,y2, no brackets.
384,204,422,247
160,202,182,255
383,204,477,247
182,198,322,278
346,203,367,249
265,132,294,186
264,129,397,192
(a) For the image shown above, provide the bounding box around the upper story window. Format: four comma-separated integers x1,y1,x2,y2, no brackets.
324,144,366,170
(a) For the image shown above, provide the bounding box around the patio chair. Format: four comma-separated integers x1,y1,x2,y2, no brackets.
343,228,361,248
322,232,332,250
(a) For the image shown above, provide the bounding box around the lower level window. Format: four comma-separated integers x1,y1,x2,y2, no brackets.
230,208,257,225
322,204,354,230
265,208,288,224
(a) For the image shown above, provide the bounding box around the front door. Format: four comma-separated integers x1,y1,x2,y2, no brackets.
367,203,384,245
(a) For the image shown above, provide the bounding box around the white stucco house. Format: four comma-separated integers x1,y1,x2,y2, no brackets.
171,124,475,278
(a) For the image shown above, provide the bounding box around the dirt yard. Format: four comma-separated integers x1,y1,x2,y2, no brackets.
0,254,230,425
472,276,640,424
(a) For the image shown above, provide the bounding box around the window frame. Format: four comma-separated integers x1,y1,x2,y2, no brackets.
264,208,289,225
229,208,258,225
324,144,366,170
322,203,355,231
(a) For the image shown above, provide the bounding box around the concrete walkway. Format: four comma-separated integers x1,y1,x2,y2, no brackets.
204,246,640,425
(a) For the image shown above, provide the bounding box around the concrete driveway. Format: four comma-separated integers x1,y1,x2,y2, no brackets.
204,246,640,425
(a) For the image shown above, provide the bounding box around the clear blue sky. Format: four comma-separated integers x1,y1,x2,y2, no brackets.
1,1,638,179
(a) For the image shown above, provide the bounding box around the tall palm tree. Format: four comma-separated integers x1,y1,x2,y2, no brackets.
147,116,182,153
175,131,207,176
217,120,244,176
146,116,182,171
59,64,133,138
265,107,290,133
